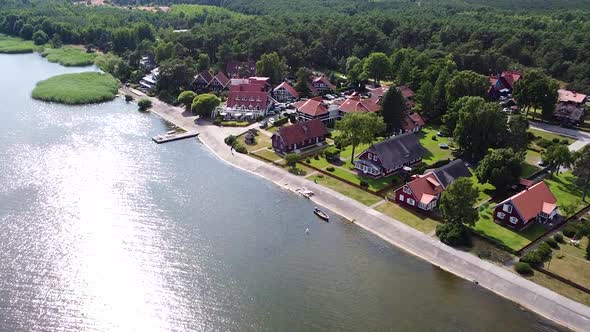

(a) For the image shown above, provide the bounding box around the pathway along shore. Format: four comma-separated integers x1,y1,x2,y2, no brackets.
125,89,590,331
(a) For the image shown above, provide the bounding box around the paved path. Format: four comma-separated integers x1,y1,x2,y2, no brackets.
530,121,590,151
124,90,590,331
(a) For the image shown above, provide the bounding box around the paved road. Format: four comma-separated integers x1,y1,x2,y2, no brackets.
530,121,590,151
125,90,590,332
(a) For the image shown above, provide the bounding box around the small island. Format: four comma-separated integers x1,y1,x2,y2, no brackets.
32,72,118,105
0,34,35,54
41,46,97,67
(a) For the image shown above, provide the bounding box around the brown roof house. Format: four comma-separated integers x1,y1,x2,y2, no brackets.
271,119,328,155
493,181,558,231
554,89,587,126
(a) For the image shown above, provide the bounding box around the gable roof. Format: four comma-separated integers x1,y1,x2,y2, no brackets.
399,85,415,99
226,60,256,78
497,181,557,222
274,82,299,99
558,89,587,104
501,71,522,89
210,72,230,87
368,86,390,104
227,83,269,110
338,95,381,113
293,98,327,116
274,119,328,146
195,70,213,83
431,159,472,189
406,173,444,205
363,133,426,170
312,75,336,90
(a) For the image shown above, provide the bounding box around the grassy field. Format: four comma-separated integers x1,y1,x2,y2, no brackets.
308,174,381,206
0,34,36,53
251,148,282,162
525,272,590,307
545,250,590,289
473,204,547,251
417,125,452,165
528,128,574,145
32,72,119,105
41,46,97,66
375,201,439,233
469,174,495,204
236,132,272,152
544,172,586,216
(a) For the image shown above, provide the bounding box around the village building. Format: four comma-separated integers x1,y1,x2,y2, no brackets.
399,85,416,109
487,71,522,100
337,93,381,114
554,89,587,126
208,72,230,92
394,159,471,211
226,60,257,78
493,181,558,231
271,119,328,155
354,133,426,178
139,56,156,71
401,113,426,133
273,82,299,102
139,67,159,91
216,78,271,120
308,75,336,96
193,70,214,91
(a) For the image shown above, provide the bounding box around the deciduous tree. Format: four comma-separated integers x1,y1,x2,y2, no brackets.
363,52,391,86
544,144,573,175
475,148,524,191
513,69,559,120
335,112,386,163
573,145,590,201
191,93,221,117
256,52,287,85
177,91,197,112
445,70,488,106
439,177,479,226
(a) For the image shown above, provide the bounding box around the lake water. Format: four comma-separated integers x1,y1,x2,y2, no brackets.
0,53,567,331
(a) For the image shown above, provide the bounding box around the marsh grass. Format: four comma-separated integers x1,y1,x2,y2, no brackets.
41,46,97,66
0,34,36,54
32,72,119,105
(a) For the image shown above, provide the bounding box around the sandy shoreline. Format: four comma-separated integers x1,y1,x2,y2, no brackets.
126,90,590,331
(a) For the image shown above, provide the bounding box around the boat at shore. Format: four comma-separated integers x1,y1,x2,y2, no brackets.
313,207,329,221
295,187,314,198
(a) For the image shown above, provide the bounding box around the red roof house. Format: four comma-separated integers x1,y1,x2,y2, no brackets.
337,94,381,114
293,97,328,121
273,81,299,102
493,181,558,230
226,82,270,117
309,75,336,96
488,71,522,99
558,89,587,104
208,72,230,92
271,119,328,155
401,113,426,133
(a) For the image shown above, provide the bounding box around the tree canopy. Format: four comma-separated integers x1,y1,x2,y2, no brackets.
191,93,221,117
475,148,524,191
380,87,406,135
335,112,386,163
439,177,479,226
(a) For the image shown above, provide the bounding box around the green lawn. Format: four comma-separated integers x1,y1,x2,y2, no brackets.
525,149,542,165
339,143,371,162
308,174,382,206
525,272,590,307
304,156,331,169
472,205,547,251
545,251,590,289
417,125,452,165
41,46,97,66
375,201,439,233
0,34,35,53
32,72,118,105
236,132,271,152
251,148,282,162
528,128,574,145
521,163,541,178
469,174,495,204
544,171,586,217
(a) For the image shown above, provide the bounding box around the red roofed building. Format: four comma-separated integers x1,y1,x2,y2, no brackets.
399,85,415,109
558,89,587,104
337,94,381,114
223,81,271,119
488,71,522,99
293,97,328,121
273,81,299,102
401,113,426,133
309,75,336,96
554,89,587,126
193,70,214,91
493,181,558,231
271,119,328,155
226,60,256,78
394,159,471,211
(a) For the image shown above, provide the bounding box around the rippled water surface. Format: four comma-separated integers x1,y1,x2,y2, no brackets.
0,54,567,331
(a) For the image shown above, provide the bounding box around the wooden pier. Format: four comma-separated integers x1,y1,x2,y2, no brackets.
152,131,199,144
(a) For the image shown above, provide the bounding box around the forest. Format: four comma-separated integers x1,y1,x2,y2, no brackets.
1,0,590,93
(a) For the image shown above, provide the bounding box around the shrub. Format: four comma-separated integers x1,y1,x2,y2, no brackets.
563,224,578,238
306,158,311,163
435,223,470,246
431,135,437,140
324,147,341,161
224,135,237,146
273,117,289,126
317,174,324,178
546,238,558,249
537,243,553,261
514,262,533,275
285,153,301,167
552,138,560,144
138,98,152,111
233,143,247,154
527,132,536,140
326,166,335,172
561,138,569,145
554,233,564,243
360,180,369,188
314,154,320,160
520,251,542,266
537,138,552,149
213,118,221,126
124,94,133,102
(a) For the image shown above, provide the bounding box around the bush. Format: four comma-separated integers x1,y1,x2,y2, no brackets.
554,233,564,243
233,143,247,154
285,153,301,167
213,118,221,126
224,135,237,146
124,94,133,102
546,238,558,249
138,98,152,111
326,166,335,172
314,154,320,160
537,138,552,149
552,138,560,144
273,117,289,126
317,174,324,179
520,251,543,266
561,139,570,145
563,224,578,238
537,243,553,261
431,135,437,140
436,223,470,246
360,180,369,188
306,158,311,163
515,262,533,275
527,132,536,140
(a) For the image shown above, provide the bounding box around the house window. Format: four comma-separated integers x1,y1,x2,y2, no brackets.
368,153,372,159
407,198,415,206
497,212,505,219
373,155,377,161
509,216,518,224
399,194,404,201
403,186,411,194
503,204,512,213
